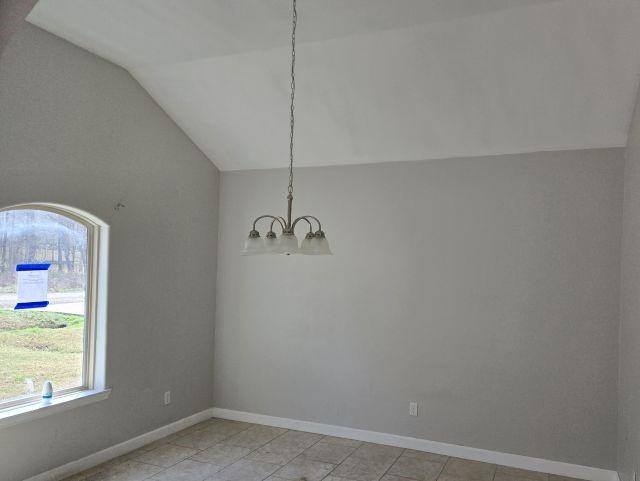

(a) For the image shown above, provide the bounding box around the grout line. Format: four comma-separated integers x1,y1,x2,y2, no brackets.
205,422,300,481
434,456,449,481
324,441,404,481
375,446,407,481
265,430,332,480
250,431,330,481
324,442,362,479
163,417,272,475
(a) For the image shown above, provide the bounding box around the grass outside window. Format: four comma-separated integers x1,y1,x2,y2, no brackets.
0,308,84,401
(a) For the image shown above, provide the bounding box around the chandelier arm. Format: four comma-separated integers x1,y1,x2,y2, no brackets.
252,215,285,232
291,216,314,234
269,216,287,233
295,215,322,232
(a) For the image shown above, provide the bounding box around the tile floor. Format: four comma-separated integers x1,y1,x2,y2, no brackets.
61,418,586,481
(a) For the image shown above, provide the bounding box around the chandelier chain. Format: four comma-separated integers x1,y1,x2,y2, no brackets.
288,0,297,195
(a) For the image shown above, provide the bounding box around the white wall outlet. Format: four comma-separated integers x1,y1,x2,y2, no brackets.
164,391,171,405
409,401,418,417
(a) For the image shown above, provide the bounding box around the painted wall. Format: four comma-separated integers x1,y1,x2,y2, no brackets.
214,149,623,469
617,89,640,479
0,21,219,481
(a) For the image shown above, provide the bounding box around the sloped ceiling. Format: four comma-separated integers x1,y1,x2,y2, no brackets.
27,0,640,171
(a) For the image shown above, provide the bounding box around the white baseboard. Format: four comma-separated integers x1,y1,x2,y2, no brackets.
24,406,619,481
212,407,618,481
25,408,215,481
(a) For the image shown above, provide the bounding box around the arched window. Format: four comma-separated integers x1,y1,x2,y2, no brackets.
0,204,108,411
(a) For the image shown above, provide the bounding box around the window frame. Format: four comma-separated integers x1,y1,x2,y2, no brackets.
0,203,108,414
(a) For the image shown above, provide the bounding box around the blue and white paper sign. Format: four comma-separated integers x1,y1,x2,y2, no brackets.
15,263,51,310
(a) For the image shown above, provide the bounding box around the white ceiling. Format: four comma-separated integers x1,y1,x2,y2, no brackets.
27,0,640,171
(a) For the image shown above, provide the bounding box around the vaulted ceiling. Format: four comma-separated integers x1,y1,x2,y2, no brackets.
27,0,640,171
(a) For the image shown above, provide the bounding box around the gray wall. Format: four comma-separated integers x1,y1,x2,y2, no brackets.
617,89,640,479
214,149,624,469
0,22,219,481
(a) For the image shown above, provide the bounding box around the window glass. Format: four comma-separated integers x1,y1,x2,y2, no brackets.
0,208,87,403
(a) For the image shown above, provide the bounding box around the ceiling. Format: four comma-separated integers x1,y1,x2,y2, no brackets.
27,0,640,171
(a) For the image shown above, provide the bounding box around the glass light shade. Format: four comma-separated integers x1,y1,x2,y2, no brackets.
278,233,299,255
299,233,316,255
313,235,332,255
299,233,332,255
241,235,265,256
264,233,280,254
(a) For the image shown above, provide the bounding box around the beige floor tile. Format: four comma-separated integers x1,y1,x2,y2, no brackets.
119,447,156,462
173,428,236,450
441,458,496,481
61,474,88,481
387,455,444,481
402,450,448,464
245,443,306,466
134,444,199,468
274,457,336,481
495,466,548,481
331,454,393,481
213,459,280,481
151,459,223,481
125,442,166,458
172,420,219,438
381,475,420,481
198,418,225,429
273,431,324,450
171,426,202,438
204,421,254,439
438,475,468,481
549,476,583,481
94,455,133,470
133,437,173,454
83,460,164,481
191,443,254,466
302,441,357,464
270,430,324,449
353,444,403,460
65,463,108,481
321,436,362,448
114,437,176,464
225,425,288,449
323,476,358,481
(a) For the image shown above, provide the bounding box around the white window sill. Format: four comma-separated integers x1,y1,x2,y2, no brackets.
0,388,111,429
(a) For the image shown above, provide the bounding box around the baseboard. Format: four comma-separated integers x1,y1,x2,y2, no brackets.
24,406,618,481
212,407,618,481
25,408,215,481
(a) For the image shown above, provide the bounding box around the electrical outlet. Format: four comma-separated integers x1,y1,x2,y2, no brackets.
164,391,171,405
409,401,418,417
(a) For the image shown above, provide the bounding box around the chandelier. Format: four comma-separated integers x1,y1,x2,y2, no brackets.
241,0,331,256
